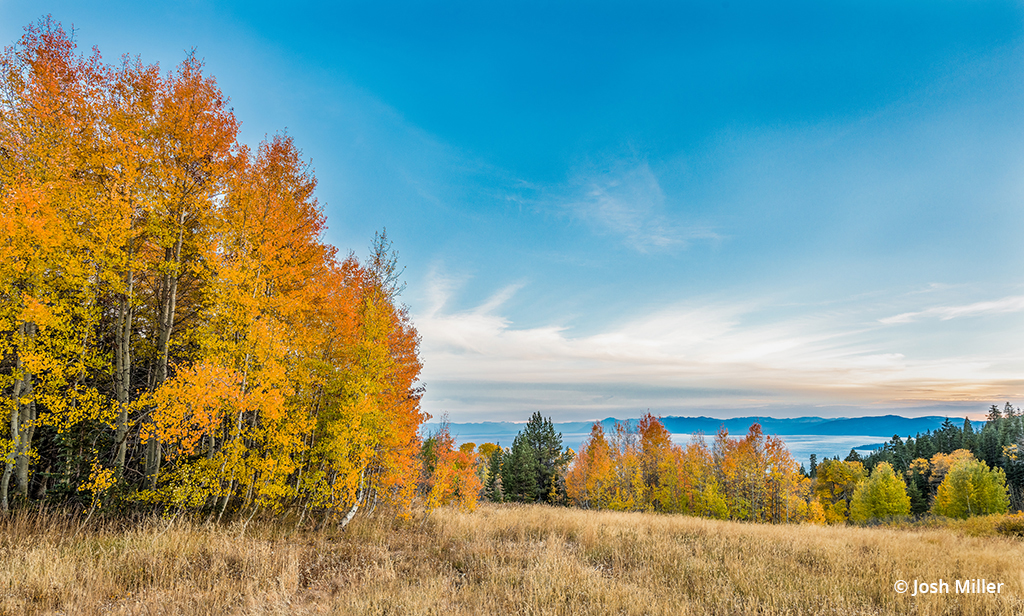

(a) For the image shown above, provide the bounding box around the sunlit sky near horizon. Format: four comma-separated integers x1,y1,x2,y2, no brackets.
3,1,1022,422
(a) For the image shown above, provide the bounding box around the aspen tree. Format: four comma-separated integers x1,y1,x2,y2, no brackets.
849,462,910,522
143,53,237,486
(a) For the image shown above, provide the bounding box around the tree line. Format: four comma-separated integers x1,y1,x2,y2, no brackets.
808,402,1022,520
463,407,1018,524
564,415,807,521
458,413,807,522
0,18,469,526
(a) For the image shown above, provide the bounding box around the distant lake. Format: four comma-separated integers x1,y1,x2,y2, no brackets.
669,434,888,467
451,429,887,468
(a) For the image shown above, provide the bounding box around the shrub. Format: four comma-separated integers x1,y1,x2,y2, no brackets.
995,513,1024,537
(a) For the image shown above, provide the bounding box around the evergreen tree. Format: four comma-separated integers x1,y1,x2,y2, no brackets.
1003,454,1024,512
484,446,505,502
979,426,1001,467
809,454,818,479
962,418,976,455
501,433,538,502
1000,402,1021,451
907,456,932,513
934,418,962,454
521,412,566,503
845,449,863,463
907,477,929,516
913,432,936,460
986,404,1003,437
888,435,910,474
863,447,893,474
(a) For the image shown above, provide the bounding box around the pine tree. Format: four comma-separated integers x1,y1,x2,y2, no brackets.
962,418,976,454
888,435,910,474
979,427,1001,467
934,418,962,454
484,446,505,502
913,432,936,460
1008,403,1024,445
1000,402,1016,450
907,477,929,516
521,412,565,503
502,433,538,502
1002,453,1024,512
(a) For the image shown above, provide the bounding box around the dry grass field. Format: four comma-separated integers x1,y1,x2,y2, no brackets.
1,503,1022,615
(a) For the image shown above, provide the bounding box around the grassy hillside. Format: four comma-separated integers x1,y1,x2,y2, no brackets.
1,505,1021,615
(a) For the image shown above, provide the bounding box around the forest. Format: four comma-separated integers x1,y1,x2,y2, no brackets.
475,409,1020,527
0,17,492,527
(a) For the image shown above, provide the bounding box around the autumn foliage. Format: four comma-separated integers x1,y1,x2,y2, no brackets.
422,425,483,512
0,18,426,525
566,414,812,522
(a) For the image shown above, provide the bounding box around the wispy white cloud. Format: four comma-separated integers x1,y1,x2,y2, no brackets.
415,277,1024,421
423,267,469,316
473,283,525,315
879,295,1024,324
563,161,718,253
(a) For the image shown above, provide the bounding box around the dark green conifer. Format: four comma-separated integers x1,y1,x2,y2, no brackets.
484,446,505,502
501,433,538,502
906,476,929,516
913,432,936,460
521,412,567,503
962,418,976,454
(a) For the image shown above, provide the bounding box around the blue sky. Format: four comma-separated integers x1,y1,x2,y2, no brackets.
3,1,1023,421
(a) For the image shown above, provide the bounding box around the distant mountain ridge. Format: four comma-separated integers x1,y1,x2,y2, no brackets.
425,414,962,441
659,414,960,437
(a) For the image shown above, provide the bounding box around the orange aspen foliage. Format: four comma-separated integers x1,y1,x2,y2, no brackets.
566,423,615,509
714,424,804,522
636,413,673,509
424,425,482,512
568,418,808,523
0,18,115,508
296,253,424,525
0,17,428,521
927,449,975,487
654,433,727,518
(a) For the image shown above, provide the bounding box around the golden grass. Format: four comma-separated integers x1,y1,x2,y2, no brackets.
1,504,1022,615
